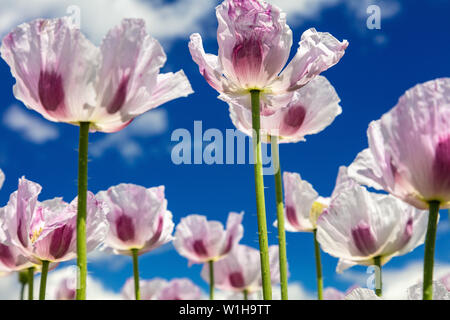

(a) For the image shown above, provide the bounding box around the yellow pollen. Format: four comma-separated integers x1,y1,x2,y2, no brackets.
310,201,327,226
30,228,43,243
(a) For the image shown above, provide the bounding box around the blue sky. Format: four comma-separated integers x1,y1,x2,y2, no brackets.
0,0,449,299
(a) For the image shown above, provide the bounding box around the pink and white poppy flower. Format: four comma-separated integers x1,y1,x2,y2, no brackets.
189,0,347,111
157,278,202,300
229,76,342,143
0,242,33,273
348,78,450,209
440,273,450,291
54,277,76,300
323,287,346,300
201,244,280,294
1,18,193,133
345,288,382,300
407,280,450,300
347,282,450,300
173,212,244,264
122,277,167,300
323,285,360,300
97,183,174,256
276,171,330,232
317,167,429,273
0,177,108,264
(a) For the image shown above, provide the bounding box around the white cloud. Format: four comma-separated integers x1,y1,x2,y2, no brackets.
340,260,450,299
0,0,402,45
0,0,216,43
268,0,400,20
268,0,340,19
0,266,121,300
3,105,59,144
215,282,315,300
345,0,401,19
90,109,169,162
87,250,130,273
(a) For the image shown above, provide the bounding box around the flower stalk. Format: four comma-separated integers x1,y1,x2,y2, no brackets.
27,266,34,300
374,256,382,297
270,135,288,300
250,89,272,300
313,229,323,300
423,200,440,300
18,270,28,300
76,122,90,300
39,260,49,300
131,248,140,300
209,260,214,300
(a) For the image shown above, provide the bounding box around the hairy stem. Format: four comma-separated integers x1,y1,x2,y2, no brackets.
250,89,272,300
313,229,323,300
76,122,90,300
271,135,288,300
423,200,440,300
131,248,140,300
39,260,49,300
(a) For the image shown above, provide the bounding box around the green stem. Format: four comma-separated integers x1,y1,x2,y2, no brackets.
250,89,272,300
374,256,382,297
76,122,90,300
18,270,28,300
209,260,214,300
243,289,248,300
27,267,34,300
39,260,49,300
20,282,25,300
131,248,140,300
270,135,288,300
423,200,440,300
313,229,323,300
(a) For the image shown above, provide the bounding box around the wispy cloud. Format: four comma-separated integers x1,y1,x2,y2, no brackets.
90,109,169,162
340,260,450,299
215,282,315,300
0,266,121,300
0,0,402,45
268,0,340,20
268,0,400,21
3,105,59,144
0,0,216,43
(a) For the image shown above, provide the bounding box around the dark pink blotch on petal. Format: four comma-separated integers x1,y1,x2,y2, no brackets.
400,217,413,246
116,215,135,242
433,136,450,193
285,205,300,229
232,39,263,84
49,225,74,259
107,76,129,114
144,215,164,248
222,234,234,256
351,221,377,256
0,244,15,268
17,218,28,248
281,105,306,136
192,240,209,257
229,272,245,288
38,70,65,112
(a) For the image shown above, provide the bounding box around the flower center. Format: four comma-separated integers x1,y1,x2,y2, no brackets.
232,39,263,88
309,201,326,226
30,227,43,244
